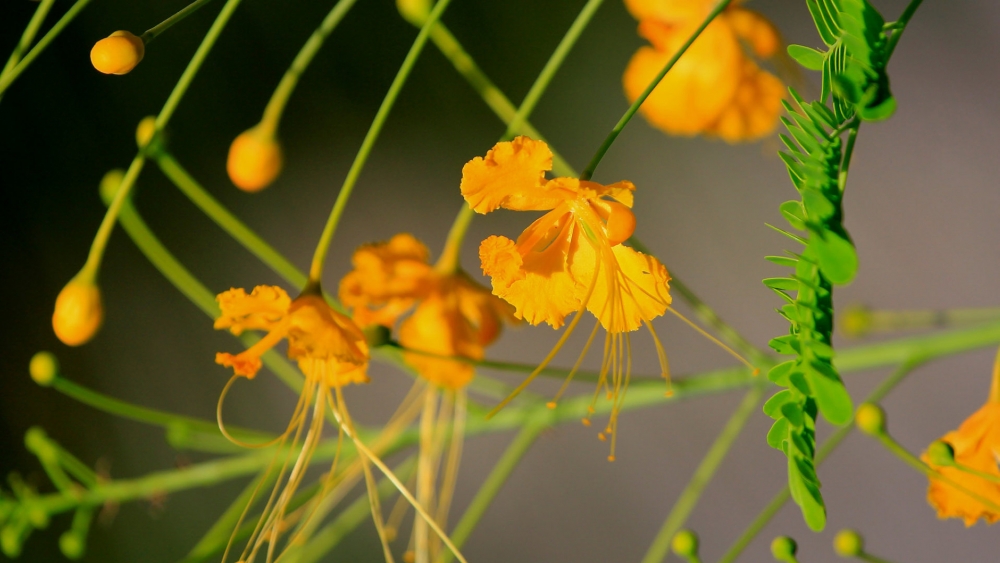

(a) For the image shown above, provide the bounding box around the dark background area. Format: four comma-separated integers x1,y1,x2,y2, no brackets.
2,0,999,561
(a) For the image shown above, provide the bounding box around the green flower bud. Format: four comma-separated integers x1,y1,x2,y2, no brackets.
60,530,85,560
770,536,797,561
925,440,955,467
840,304,872,338
671,529,699,559
397,0,430,25
29,352,58,386
99,169,126,205
833,529,863,557
854,403,885,436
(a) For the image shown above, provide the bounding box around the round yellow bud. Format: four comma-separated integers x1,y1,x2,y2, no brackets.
854,403,886,436
52,278,103,346
90,31,145,75
136,115,158,150
770,536,797,562
29,352,58,386
670,530,699,559
833,529,863,557
99,169,125,204
397,0,431,25
59,531,85,560
226,127,283,192
840,304,872,338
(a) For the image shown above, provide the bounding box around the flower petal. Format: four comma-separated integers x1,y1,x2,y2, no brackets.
705,60,784,143
214,285,291,335
574,243,672,333
460,136,564,213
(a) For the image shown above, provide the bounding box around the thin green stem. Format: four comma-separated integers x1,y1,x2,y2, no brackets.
140,0,216,45
258,0,359,136
501,0,605,141
180,469,275,563
641,384,766,563
308,0,455,285
885,0,925,59
838,122,861,192
83,0,243,279
1,0,56,82
580,0,732,180
949,462,1000,485
0,0,91,97
858,553,896,563
437,413,549,563
875,432,1000,513
717,360,924,563
155,151,308,289
435,204,475,274
842,305,1000,339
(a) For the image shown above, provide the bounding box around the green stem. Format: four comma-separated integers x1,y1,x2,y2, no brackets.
424,24,574,176
0,0,91,97
155,151,308,289
257,0,359,137
437,413,549,563
858,553,896,563
885,0,925,59
843,305,1000,339
307,0,454,285
641,384,766,563
1,0,56,82
580,0,732,180
83,0,243,279
838,122,861,192
717,361,924,563
435,204,475,274
949,461,1000,485
501,0,605,141
875,432,1000,514
140,0,216,45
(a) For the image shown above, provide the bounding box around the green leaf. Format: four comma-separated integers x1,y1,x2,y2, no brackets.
810,230,858,285
763,389,796,418
806,362,854,425
763,277,799,291
769,336,799,356
767,361,797,385
767,418,790,449
788,44,825,71
766,255,798,268
782,403,805,428
779,201,807,231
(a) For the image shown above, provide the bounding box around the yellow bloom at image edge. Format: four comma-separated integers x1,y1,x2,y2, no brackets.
922,401,1000,526
52,280,103,346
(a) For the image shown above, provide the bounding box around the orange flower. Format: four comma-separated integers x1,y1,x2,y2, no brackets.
340,234,516,390
922,356,1000,526
622,0,784,142
462,137,673,459
214,285,368,386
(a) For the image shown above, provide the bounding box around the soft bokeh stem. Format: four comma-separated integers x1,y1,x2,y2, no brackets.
257,0,359,136
640,383,766,563
140,0,217,45
307,0,454,285
1,0,56,82
435,204,475,274
0,0,92,97
886,0,925,58
580,0,733,181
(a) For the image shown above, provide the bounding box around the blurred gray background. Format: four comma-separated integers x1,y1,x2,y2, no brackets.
2,0,999,561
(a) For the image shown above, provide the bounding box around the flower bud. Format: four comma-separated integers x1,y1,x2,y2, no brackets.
840,304,872,338
925,440,955,467
135,115,165,153
670,529,699,559
226,126,283,192
397,0,431,25
99,169,125,204
29,352,58,387
59,530,85,560
833,529,863,557
90,31,145,75
52,278,103,346
854,402,885,436
770,536,797,562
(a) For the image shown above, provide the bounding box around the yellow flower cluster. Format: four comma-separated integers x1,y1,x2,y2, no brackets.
622,0,785,142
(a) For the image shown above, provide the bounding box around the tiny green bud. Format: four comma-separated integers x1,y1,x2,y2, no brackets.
833,529,863,557
854,403,885,436
1,525,23,557
99,169,126,205
363,324,392,348
23,427,54,462
135,115,163,153
770,536,797,561
59,531,85,560
27,504,49,528
925,440,955,466
29,352,58,386
671,529,699,559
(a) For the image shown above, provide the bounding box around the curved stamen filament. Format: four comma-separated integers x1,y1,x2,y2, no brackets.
667,307,759,375
548,319,602,409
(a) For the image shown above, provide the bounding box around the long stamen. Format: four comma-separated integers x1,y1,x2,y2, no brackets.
667,306,759,374
643,320,672,395
217,373,310,449
486,258,603,418
548,319,602,408
414,389,440,563
432,390,466,560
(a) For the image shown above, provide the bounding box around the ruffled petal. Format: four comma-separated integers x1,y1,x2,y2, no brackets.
724,8,781,58
572,242,672,333
400,295,478,390
460,137,565,213
214,285,291,335
287,295,369,369
623,19,742,136
339,233,432,327
624,0,717,26
705,60,784,143
215,352,263,378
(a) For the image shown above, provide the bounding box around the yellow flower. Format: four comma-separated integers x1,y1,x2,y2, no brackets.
214,285,368,386
462,137,673,459
340,233,516,390
621,0,784,142
922,358,1000,526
